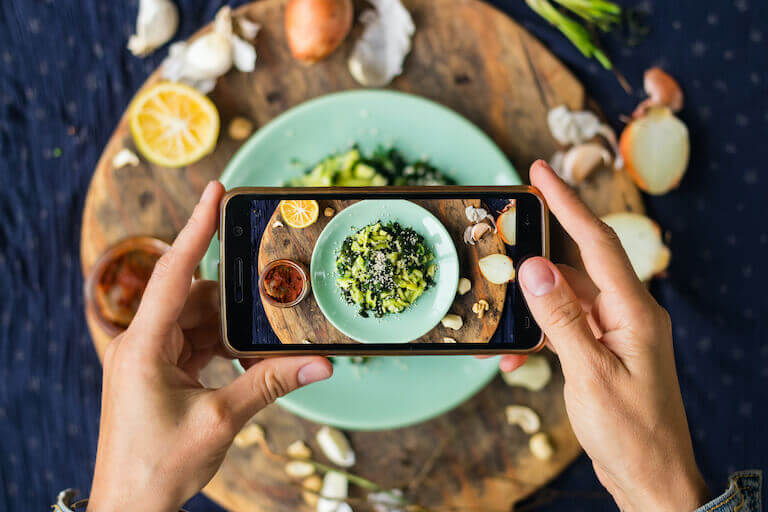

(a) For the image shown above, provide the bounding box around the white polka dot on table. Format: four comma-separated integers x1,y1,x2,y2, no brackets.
751,72,761,84
93,43,104,59
672,20,682,30
7,483,18,497
723,50,734,60
726,234,737,246
731,348,744,360
725,144,736,155
750,30,763,43
736,114,749,126
695,428,707,441
85,72,99,91
698,106,711,119
28,377,40,392
734,0,749,12
721,373,734,386
28,18,41,33
707,13,719,24
698,337,712,352
692,41,707,57
67,423,79,436
14,350,25,361
714,80,728,92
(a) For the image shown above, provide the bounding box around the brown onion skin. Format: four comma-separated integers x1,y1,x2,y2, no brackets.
285,0,353,63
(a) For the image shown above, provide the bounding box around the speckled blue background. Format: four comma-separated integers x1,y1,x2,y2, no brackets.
0,1,765,510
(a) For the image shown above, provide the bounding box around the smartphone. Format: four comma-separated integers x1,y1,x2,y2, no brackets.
220,187,548,356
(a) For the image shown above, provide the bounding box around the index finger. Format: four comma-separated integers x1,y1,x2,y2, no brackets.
530,160,645,298
134,181,225,335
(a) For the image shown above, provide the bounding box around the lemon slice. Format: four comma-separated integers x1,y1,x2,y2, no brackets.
129,82,219,167
280,200,319,228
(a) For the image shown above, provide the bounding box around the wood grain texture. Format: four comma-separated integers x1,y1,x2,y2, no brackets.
259,199,505,344
80,0,644,510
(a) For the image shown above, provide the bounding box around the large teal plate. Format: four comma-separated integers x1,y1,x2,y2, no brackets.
201,90,519,430
311,200,459,343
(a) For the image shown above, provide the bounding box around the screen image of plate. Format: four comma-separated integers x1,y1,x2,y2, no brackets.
201,90,519,430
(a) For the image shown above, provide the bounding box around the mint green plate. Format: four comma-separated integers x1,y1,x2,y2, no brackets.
310,200,459,343
201,90,519,430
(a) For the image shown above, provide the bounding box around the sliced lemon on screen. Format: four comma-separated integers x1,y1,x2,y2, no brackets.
129,82,219,167
280,200,319,228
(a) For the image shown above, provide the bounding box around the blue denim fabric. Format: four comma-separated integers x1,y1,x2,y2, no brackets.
694,471,762,512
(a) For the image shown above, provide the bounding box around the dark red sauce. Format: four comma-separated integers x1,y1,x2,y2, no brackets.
263,263,305,303
96,249,160,327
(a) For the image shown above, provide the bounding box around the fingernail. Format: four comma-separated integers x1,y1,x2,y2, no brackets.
298,362,332,386
520,258,555,297
199,181,218,203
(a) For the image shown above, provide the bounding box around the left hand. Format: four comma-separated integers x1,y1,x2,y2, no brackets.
87,181,333,512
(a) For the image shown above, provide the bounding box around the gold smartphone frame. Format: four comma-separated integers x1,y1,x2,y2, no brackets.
219,186,549,357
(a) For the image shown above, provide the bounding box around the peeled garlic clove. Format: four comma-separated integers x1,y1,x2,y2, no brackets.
561,143,612,185
183,32,234,79
501,354,551,391
441,314,463,330
128,0,179,57
287,440,312,459
236,16,261,40
112,148,140,168
443,337,457,343
529,432,555,461
457,277,471,295
316,426,355,467
505,405,541,434
285,460,315,478
348,0,414,86
317,471,349,512
233,423,265,448
465,205,491,223
231,34,257,72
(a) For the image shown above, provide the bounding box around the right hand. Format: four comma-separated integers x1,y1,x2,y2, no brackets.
507,161,709,511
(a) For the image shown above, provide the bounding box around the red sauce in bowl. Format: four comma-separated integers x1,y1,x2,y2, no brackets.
259,259,309,307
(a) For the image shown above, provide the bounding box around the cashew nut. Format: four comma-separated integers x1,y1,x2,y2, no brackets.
505,405,541,434
529,432,555,461
441,314,463,330
286,440,312,459
501,354,552,391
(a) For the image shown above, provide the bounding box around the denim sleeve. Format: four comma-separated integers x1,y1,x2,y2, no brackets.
693,471,762,512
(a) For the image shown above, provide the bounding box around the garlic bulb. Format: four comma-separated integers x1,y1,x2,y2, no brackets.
161,6,258,94
128,0,179,57
348,0,414,87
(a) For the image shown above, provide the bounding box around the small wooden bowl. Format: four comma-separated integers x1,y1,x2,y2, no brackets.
84,236,171,337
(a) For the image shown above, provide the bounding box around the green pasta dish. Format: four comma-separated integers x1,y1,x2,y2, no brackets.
336,222,437,318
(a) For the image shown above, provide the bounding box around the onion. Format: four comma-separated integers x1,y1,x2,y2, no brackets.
285,0,353,63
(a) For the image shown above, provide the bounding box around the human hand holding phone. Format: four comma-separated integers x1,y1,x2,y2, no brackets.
87,181,332,512
502,161,709,511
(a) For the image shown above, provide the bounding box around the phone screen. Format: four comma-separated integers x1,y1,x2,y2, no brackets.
223,189,544,353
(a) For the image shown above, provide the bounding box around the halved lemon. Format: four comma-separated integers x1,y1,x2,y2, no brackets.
280,200,319,228
129,82,219,167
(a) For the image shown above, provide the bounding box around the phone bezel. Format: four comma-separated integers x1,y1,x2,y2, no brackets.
219,186,548,356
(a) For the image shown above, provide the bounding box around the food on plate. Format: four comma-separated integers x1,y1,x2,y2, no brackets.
129,82,219,167
285,0,353,63
601,212,670,281
288,147,456,187
259,259,309,307
505,405,541,434
501,354,552,391
336,221,436,317
621,107,690,195
478,254,516,285
496,200,517,245
95,249,162,327
280,199,319,228
348,0,414,87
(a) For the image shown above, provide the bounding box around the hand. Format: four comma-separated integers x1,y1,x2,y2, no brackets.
503,161,709,512
88,182,333,512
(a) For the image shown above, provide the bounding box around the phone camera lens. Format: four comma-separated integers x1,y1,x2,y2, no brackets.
233,225,244,237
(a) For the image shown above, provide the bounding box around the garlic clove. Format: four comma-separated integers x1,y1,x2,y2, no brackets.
286,440,313,459
529,432,555,461
505,405,541,434
316,426,355,467
457,277,471,295
233,423,265,448
183,32,234,80
465,205,492,223
112,148,140,168
128,0,179,57
470,222,492,242
443,337,457,343
368,489,405,512
441,314,463,330
231,34,257,72
501,354,551,391
463,225,476,246
236,16,261,40
316,471,349,512
285,460,315,478
348,0,414,87
561,143,612,185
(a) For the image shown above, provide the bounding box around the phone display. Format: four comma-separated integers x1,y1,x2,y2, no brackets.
221,187,547,355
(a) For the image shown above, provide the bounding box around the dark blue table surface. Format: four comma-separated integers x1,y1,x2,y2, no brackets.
1,1,766,510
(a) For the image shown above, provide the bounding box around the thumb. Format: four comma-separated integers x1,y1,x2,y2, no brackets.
518,257,612,378
214,356,332,427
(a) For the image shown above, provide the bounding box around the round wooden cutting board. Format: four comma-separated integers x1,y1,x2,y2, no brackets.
80,0,644,510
